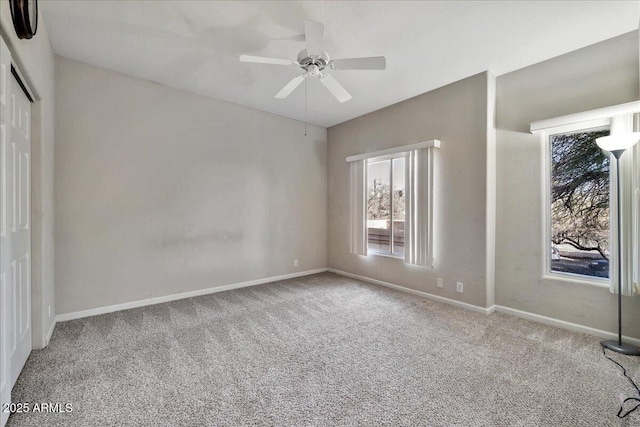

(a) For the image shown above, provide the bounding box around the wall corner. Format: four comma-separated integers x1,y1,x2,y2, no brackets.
485,71,497,307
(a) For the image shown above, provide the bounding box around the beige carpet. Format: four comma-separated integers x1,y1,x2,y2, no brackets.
7,272,640,426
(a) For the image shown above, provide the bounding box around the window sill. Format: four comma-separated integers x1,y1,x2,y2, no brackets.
542,272,609,288
368,250,404,260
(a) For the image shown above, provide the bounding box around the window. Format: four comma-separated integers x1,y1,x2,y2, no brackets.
549,126,610,280
534,103,640,293
347,139,440,267
366,156,405,256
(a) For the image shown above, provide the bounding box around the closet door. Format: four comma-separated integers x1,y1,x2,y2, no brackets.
8,63,32,389
0,36,32,427
0,36,12,427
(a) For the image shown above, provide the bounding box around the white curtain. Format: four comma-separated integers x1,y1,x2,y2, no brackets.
609,114,639,296
404,148,437,268
634,113,640,296
349,160,367,256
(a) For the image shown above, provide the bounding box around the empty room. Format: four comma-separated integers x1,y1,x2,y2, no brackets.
1,1,640,425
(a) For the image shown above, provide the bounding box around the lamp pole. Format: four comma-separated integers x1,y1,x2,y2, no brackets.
600,148,640,356
613,150,623,346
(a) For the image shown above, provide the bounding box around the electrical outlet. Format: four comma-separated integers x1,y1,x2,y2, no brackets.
456,282,464,293
293,259,298,267
436,278,443,288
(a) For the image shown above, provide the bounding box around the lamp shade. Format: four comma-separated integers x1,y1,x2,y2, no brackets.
596,132,640,152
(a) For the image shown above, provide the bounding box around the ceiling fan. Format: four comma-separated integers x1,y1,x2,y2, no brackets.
239,20,386,103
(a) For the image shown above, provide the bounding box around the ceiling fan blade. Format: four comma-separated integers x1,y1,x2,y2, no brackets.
320,74,352,103
275,75,305,99
331,56,386,70
239,55,294,66
304,20,324,56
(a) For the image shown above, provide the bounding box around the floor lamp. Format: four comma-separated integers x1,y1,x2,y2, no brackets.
596,132,640,356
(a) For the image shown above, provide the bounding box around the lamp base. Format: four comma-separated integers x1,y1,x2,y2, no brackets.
601,340,640,356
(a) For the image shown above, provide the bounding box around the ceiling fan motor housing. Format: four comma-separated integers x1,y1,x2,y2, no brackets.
297,49,330,71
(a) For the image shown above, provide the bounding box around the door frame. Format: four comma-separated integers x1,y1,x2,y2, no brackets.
0,34,12,427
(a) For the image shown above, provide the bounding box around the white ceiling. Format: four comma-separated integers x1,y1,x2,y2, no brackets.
41,1,639,128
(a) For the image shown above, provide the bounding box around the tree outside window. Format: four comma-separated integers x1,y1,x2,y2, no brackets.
367,157,405,255
550,128,610,278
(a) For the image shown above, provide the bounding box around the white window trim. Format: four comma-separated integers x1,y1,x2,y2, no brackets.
367,250,404,259
346,139,440,163
531,100,640,134
368,151,407,163
539,118,611,287
530,101,640,295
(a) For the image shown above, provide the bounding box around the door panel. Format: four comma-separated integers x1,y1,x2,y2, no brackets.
1,126,5,238
0,270,7,427
18,255,29,341
10,260,15,354
18,152,29,230
8,70,31,388
9,106,15,253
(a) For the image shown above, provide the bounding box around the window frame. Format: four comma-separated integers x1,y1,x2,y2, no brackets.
366,152,407,258
541,118,611,287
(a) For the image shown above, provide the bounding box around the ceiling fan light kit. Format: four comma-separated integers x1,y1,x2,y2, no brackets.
239,19,386,103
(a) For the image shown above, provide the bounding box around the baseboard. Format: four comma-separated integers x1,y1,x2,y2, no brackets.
45,317,57,345
328,268,640,345
328,268,493,314
56,268,329,322
54,266,639,346
491,305,640,347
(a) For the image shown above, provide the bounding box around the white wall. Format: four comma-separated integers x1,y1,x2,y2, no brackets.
495,31,640,337
328,72,490,308
0,5,56,348
55,56,327,315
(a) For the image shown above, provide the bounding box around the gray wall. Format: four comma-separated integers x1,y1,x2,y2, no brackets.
53,29,640,337
495,31,640,336
328,72,490,308
55,56,327,315
0,5,56,348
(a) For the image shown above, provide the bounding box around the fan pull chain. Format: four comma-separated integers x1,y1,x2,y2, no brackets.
304,78,308,136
